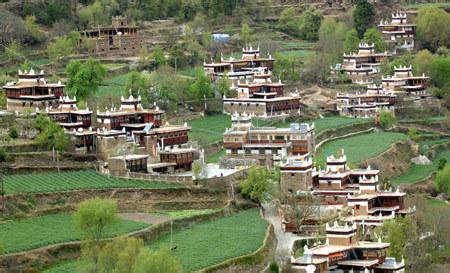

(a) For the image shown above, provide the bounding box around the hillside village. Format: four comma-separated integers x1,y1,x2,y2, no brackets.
0,0,449,273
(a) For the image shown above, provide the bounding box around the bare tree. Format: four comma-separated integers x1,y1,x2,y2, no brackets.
284,194,317,234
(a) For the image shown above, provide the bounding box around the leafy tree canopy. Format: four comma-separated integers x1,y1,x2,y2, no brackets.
353,0,375,38
65,58,107,101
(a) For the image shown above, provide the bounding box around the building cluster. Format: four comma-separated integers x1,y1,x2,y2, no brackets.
79,16,141,56
332,43,391,85
203,45,274,81
2,69,64,113
222,113,314,167
378,11,416,53
2,70,197,176
291,221,405,273
382,65,429,97
280,151,414,227
223,69,302,118
336,85,396,118
280,151,413,272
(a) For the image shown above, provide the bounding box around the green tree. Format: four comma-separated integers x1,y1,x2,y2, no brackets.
150,66,188,111
240,165,274,203
363,28,387,52
430,55,450,92
215,75,231,97
317,17,347,67
65,58,107,100
344,29,360,53
74,198,118,242
273,53,301,81
378,109,395,129
151,46,166,68
24,15,46,44
277,7,299,36
416,7,450,52
5,39,24,64
97,237,144,273
34,114,69,152
168,44,187,71
139,46,152,68
240,23,254,46
133,248,182,273
353,0,375,38
47,36,75,63
298,7,323,41
8,127,18,140
413,49,434,76
435,165,450,196
380,57,407,76
187,69,213,110
374,216,417,261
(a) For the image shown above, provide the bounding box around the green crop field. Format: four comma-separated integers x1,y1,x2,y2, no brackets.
312,116,372,134
188,114,231,145
43,209,267,273
281,40,315,50
150,208,267,272
188,115,371,147
392,148,450,185
0,213,149,254
4,170,184,195
279,50,314,58
316,132,407,166
97,73,129,98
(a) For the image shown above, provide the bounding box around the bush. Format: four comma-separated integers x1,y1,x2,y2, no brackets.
378,110,395,129
8,127,18,139
269,261,279,273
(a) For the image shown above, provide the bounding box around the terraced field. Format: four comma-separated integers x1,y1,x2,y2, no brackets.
0,213,149,254
5,170,184,195
316,132,407,166
392,148,450,185
188,114,231,145
43,209,267,273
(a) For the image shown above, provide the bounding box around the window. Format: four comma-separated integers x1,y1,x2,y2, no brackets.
291,173,295,177
356,205,360,209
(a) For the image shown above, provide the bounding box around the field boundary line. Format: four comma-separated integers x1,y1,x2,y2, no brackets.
315,127,375,150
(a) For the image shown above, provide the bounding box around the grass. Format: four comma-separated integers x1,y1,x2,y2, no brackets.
316,132,407,166
42,209,267,273
391,148,450,185
4,170,184,195
207,149,226,163
178,66,201,77
0,213,149,254
102,63,128,70
278,50,314,58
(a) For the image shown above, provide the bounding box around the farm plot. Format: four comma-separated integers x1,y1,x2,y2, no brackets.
0,213,149,254
43,209,267,273
312,116,372,134
391,148,450,185
316,132,407,166
188,114,231,145
149,208,267,272
97,72,129,99
4,170,184,195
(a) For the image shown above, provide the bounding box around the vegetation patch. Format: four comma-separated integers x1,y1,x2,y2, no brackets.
188,114,231,145
154,209,221,219
311,116,372,134
207,149,226,163
150,208,267,272
4,170,184,195
0,213,149,254
392,148,450,185
316,132,407,166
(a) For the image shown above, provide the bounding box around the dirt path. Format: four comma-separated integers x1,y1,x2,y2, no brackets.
119,212,172,225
